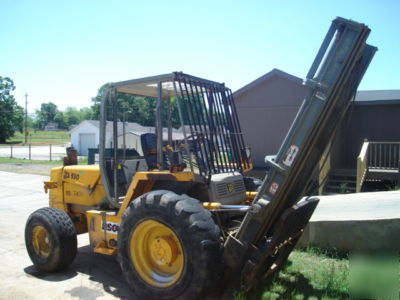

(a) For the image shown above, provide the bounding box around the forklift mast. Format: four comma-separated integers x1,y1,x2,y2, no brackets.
223,17,377,289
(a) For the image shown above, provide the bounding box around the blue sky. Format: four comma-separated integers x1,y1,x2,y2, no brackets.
1,0,399,112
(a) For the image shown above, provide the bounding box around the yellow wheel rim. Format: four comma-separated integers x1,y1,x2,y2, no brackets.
130,219,184,288
32,225,51,258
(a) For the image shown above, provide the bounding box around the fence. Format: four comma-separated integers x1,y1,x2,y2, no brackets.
0,144,67,161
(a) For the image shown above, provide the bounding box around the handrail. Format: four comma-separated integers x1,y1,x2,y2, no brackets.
356,140,369,192
368,141,400,170
356,141,400,192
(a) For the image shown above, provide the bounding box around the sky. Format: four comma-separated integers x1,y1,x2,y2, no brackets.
1,0,399,113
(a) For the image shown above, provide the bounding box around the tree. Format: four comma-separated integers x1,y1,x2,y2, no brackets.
90,83,180,128
64,107,81,127
54,111,67,129
79,107,94,120
35,102,58,129
90,83,109,120
0,76,24,143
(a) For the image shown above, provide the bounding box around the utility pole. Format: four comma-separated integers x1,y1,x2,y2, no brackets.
24,93,28,144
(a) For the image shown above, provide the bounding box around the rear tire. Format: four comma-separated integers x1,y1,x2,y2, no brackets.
25,207,77,272
118,190,222,300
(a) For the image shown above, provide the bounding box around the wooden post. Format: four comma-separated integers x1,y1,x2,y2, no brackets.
29,134,32,160
10,144,13,159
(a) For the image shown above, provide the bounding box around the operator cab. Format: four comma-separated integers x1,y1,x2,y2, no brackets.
99,72,253,206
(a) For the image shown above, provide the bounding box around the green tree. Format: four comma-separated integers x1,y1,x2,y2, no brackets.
79,106,94,120
35,102,59,129
64,107,81,127
90,83,110,120
54,111,67,129
90,83,180,128
0,76,24,143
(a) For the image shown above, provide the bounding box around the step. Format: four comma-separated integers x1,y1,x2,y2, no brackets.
324,184,356,190
323,185,356,194
326,179,356,185
330,168,357,176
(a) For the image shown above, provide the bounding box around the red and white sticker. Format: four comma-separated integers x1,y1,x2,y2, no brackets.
269,182,279,195
283,144,299,167
103,221,120,234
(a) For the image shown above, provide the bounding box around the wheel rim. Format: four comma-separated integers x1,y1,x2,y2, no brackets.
32,225,51,258
129,219,184,288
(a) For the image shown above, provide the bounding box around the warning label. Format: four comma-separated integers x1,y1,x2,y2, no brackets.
269,182,279,195
283,144,299,167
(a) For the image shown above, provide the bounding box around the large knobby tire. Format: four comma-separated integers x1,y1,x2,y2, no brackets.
25,207,77,272
118,190,222,300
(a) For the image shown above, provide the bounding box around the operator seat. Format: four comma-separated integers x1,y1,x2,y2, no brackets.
140,133,157,169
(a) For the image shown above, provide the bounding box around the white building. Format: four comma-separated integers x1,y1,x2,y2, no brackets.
70,120,185,156
69,120,152,155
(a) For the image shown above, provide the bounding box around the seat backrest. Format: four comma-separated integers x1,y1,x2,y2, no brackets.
141,133,158,169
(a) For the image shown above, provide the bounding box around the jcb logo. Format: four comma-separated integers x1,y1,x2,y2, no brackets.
226,183,234,193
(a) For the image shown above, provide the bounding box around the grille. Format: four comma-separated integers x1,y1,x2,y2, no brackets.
216,179,245,198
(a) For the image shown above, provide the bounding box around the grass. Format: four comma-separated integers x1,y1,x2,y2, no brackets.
0,156,88,165
237,247,350,300
4,130,70,145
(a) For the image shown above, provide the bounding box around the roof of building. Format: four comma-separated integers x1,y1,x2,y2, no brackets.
69,120,153,134
233,68,304,98
355,90,400,105
233,68,400,106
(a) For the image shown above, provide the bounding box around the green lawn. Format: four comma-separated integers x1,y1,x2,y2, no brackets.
5,130,70,145
237,247,349,300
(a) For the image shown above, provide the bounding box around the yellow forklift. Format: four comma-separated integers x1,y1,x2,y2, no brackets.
25,17,376,299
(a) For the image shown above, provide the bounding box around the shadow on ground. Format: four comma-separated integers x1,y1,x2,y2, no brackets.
24,245,137,300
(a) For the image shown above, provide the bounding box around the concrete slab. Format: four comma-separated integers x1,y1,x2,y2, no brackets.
0,171,136,299
299,191,400,251
310,191,400,221
299,219,400,252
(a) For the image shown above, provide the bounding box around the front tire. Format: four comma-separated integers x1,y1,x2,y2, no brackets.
118,190,222,300
25,207,77,272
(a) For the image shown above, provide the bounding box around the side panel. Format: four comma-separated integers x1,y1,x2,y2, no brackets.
48,166,66,211
86,210,120,253
62,165,106,206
